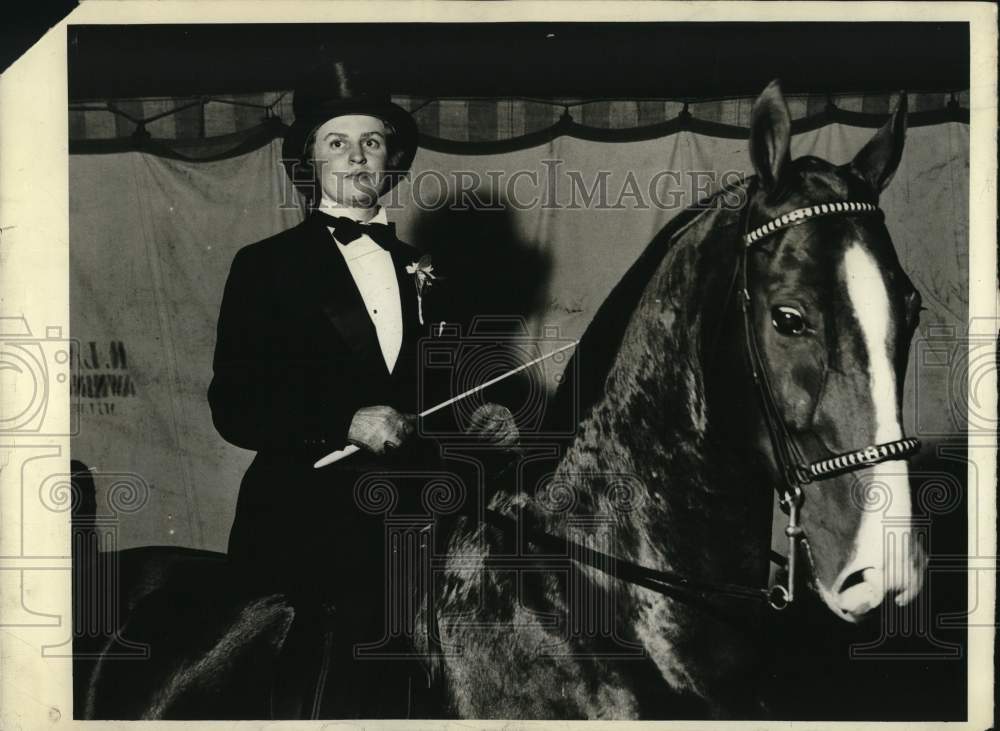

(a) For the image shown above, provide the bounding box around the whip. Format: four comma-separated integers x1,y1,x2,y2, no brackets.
313,340,578,468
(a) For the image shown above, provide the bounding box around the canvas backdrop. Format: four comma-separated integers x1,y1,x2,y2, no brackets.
69,120,969,551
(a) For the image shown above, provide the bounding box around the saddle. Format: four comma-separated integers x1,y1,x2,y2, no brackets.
269,595,444,720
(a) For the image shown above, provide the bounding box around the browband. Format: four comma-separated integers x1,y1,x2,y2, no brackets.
744,201,880,247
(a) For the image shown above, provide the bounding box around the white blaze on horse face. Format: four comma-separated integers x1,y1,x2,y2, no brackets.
823,243,921,621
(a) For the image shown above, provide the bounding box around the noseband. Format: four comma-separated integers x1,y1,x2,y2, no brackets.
738,188,920,608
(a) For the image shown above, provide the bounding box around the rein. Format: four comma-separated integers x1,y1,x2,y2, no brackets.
483,508,777,606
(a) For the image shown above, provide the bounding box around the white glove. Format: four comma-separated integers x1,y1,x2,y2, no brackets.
348,405,417,455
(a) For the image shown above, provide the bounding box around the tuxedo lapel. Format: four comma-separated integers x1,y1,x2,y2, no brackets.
300,211,428,383
301,214,387,376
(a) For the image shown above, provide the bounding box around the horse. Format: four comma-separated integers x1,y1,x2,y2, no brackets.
76,80,928,719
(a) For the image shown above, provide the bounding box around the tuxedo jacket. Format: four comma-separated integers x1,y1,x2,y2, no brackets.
208,210,447,596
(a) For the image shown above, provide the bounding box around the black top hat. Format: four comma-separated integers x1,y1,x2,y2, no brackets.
282,59,419,195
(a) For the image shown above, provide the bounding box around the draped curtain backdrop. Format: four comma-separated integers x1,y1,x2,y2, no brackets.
69,93,969,551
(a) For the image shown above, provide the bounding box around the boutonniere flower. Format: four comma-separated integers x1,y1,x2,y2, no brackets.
405,255,438,325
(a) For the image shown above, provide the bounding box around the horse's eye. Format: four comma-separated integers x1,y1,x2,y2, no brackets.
771,306,807,336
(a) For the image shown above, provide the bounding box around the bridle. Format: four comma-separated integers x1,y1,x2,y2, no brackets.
479,184,921,615
421,183,926,694
417,182,932,700
736,182,920,609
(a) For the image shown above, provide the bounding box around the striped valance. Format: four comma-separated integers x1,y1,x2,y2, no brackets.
69,89,970,158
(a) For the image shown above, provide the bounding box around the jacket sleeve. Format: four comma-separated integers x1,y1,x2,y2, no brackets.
207,248,359,454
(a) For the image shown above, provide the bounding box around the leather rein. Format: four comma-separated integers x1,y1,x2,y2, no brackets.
485,185,920,613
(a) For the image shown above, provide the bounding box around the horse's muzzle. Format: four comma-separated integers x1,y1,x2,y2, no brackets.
827,538,928,622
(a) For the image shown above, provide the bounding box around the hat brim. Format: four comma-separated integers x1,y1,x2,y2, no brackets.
282,100,418,196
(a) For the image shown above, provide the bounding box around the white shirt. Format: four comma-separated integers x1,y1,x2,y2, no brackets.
328,207,403,373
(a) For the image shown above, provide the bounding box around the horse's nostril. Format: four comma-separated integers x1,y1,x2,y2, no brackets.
834,566,885,617
838,568,869,593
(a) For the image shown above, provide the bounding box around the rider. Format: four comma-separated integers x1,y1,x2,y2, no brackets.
208,57,515,718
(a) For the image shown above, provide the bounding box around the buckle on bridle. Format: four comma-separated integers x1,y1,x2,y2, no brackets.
861,446,882,464
777,484,804,515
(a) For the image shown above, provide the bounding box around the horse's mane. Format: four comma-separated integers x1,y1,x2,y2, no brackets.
545,181,749,434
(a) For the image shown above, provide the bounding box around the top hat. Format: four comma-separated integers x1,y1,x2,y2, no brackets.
282,59,419,195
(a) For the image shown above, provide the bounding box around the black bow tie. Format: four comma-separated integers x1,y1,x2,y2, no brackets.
313,210,399,252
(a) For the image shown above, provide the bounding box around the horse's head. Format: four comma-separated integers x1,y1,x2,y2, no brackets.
743,81,926,622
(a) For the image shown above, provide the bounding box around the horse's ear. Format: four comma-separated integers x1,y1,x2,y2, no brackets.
749,80,792,194
850,92,908,193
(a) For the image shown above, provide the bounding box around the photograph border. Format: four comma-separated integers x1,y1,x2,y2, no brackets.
0,2,994,729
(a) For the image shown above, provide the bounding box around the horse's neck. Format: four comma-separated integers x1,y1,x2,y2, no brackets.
543,290,766,702
546,202,764,575
540,273,765,706
549,288,722,572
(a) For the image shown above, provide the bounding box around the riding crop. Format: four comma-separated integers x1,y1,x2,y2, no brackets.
313,340,579,468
